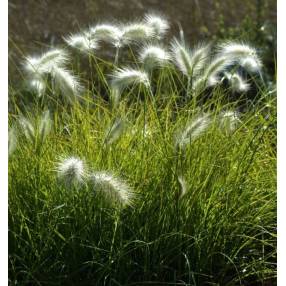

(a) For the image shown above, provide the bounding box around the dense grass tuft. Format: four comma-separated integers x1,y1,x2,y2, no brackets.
9,12,276,286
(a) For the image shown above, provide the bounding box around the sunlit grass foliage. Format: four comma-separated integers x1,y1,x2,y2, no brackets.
9,12,276,286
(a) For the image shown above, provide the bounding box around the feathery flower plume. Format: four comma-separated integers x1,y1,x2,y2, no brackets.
90,171,135,207
29,78,46,97
143,13,169,39
57,156,86,187
239,56,262,73
219,110,241,133
171,38,193,76
39,110,52,143
178,175,188,198
224,72,250,92
192,55,234,92
18,117,35,143
90,22,154,48
52,66,83,99
8,128,17,156
118,23,155,47
171,39,210,79
64,32,98,53
218,42,258,59
175,113,211,148
111,68,150,91
139,45,170,71
24,49,69,76
110,88,121,107
218,42,262,73
188,43,210,78
89,24,120,44
104,118,126,145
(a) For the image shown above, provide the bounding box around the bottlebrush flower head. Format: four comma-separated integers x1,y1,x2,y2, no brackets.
90,171,135,207
139,44,170,71
64,31,98,53
57,156,86,187
111,68,150,91
143,13,169,39
24,49,69,76
175,113,212,149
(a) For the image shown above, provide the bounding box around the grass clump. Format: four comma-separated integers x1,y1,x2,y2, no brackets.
9,11,276,286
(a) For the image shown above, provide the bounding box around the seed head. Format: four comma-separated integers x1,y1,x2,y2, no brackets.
24,49,69,76
57,157,86,187
225,72,250,93
29,78,46,97
139,45,170,71
178,175,188,198
51,66,83,99
90,171,135,207
175,113,211,149
171,39,193,77
89,24,120,45
118,23,155,47
18,117,35,143
239,57,262,73
39,110,52,143
104,118,126,145
218,42,258,57
143,13,169,39
111,68,150,91
64,32,98,53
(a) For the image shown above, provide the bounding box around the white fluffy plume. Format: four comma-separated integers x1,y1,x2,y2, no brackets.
64,32,98,53
89,24,121,45
111,68,150,91
52,66,83,99
175,113,212,148
224,72,250,92
57,156,86,187
143,13,169,39
90,171,135,207
24,49,69,76
139,45,170,71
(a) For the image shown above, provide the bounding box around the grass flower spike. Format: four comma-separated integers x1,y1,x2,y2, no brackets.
171,39,193,77
90,24,120,45
57,157,86,187
90,171,135,207
24,49,69,76
139,45,170,71
18,117,35,143
64,32,98,53
111,68,150,91
175,113,211,149
52,66,83,99
144,13,169,39
224,72,250,92
39,110,52,143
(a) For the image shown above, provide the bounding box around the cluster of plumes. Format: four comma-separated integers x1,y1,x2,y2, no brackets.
56,156,135,207
65,13,169,52
171,40,262,95
24,49,83,99
23,12,262,106
175,110,241,149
